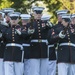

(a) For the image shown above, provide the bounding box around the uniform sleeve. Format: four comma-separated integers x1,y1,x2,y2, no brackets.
21,30,31,39
47,28,60,44
1,27,8,43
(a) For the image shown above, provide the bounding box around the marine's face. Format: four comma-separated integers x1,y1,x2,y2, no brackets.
5,16,10,22
57,15,62,22
33,12,42,20
10,18,19,26
22,19,29,25
62,19,68,27
71,17,75,24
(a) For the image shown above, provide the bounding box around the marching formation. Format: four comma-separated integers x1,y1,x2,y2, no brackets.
0,6,75,75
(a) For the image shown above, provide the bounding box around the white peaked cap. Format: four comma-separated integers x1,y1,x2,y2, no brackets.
32,6,45,11
9,13,19,17
71,14,75,18
20,14,31,19
56,10,68,15
61,14,71,19
41,14,51,20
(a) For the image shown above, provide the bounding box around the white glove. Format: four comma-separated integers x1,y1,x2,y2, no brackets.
28,28,35,34
59,31,66,39
46,21,53,27
0,32,2,38
15,29,21,35
1,21,9,27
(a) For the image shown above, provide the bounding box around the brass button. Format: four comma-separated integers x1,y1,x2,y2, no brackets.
68,35,70,37
12,32,14,33
39,36,41,38
68,38,70,40
39,33,41,35
12,37,14,39
38,22,39,23
38,27,40,29
38,30,41,32
38,24,40,26
12,34,14,36
13,40,15,41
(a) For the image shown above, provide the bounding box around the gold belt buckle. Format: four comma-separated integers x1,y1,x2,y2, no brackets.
11,43,15,46
68,41,71,46
38,40,42,43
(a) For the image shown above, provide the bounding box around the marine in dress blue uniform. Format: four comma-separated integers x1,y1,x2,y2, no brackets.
0,11,8,75
20,14,32,75
48,10,68,75
41,14,57,75
2,8,15,24
48,14,75,75
2,13,26,75
27,6,51,75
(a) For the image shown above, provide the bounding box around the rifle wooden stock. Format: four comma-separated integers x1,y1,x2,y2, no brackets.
62,24,69,34
29,14,34,29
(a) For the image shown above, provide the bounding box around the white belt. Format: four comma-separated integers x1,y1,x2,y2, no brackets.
48,45,54,48
59,43,75,47
6,43,23,50
22,44,30,46
31,39,48,44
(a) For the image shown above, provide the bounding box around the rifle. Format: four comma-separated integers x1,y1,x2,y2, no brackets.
27,7,35,35
29,13,34,29
27,14,35,35
27,7,34,29
62,23,69,34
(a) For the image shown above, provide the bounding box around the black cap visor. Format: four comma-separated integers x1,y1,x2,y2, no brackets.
10,16,18,20
34,10,42,14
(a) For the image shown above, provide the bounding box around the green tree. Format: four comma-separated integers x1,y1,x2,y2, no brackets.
43,0,75,23
41,0,63,24
0,0,13,9
10,0,38,13
1,0,75,24
60,0,75,13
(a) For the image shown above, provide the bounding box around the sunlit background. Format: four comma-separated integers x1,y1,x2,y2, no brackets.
0,0,75,24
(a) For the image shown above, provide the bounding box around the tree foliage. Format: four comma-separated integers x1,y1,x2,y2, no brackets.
42,0,63,23
60,0,75,13
0,0,75,23
42,0,75,23
10,0,37,13
0,0,13,9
